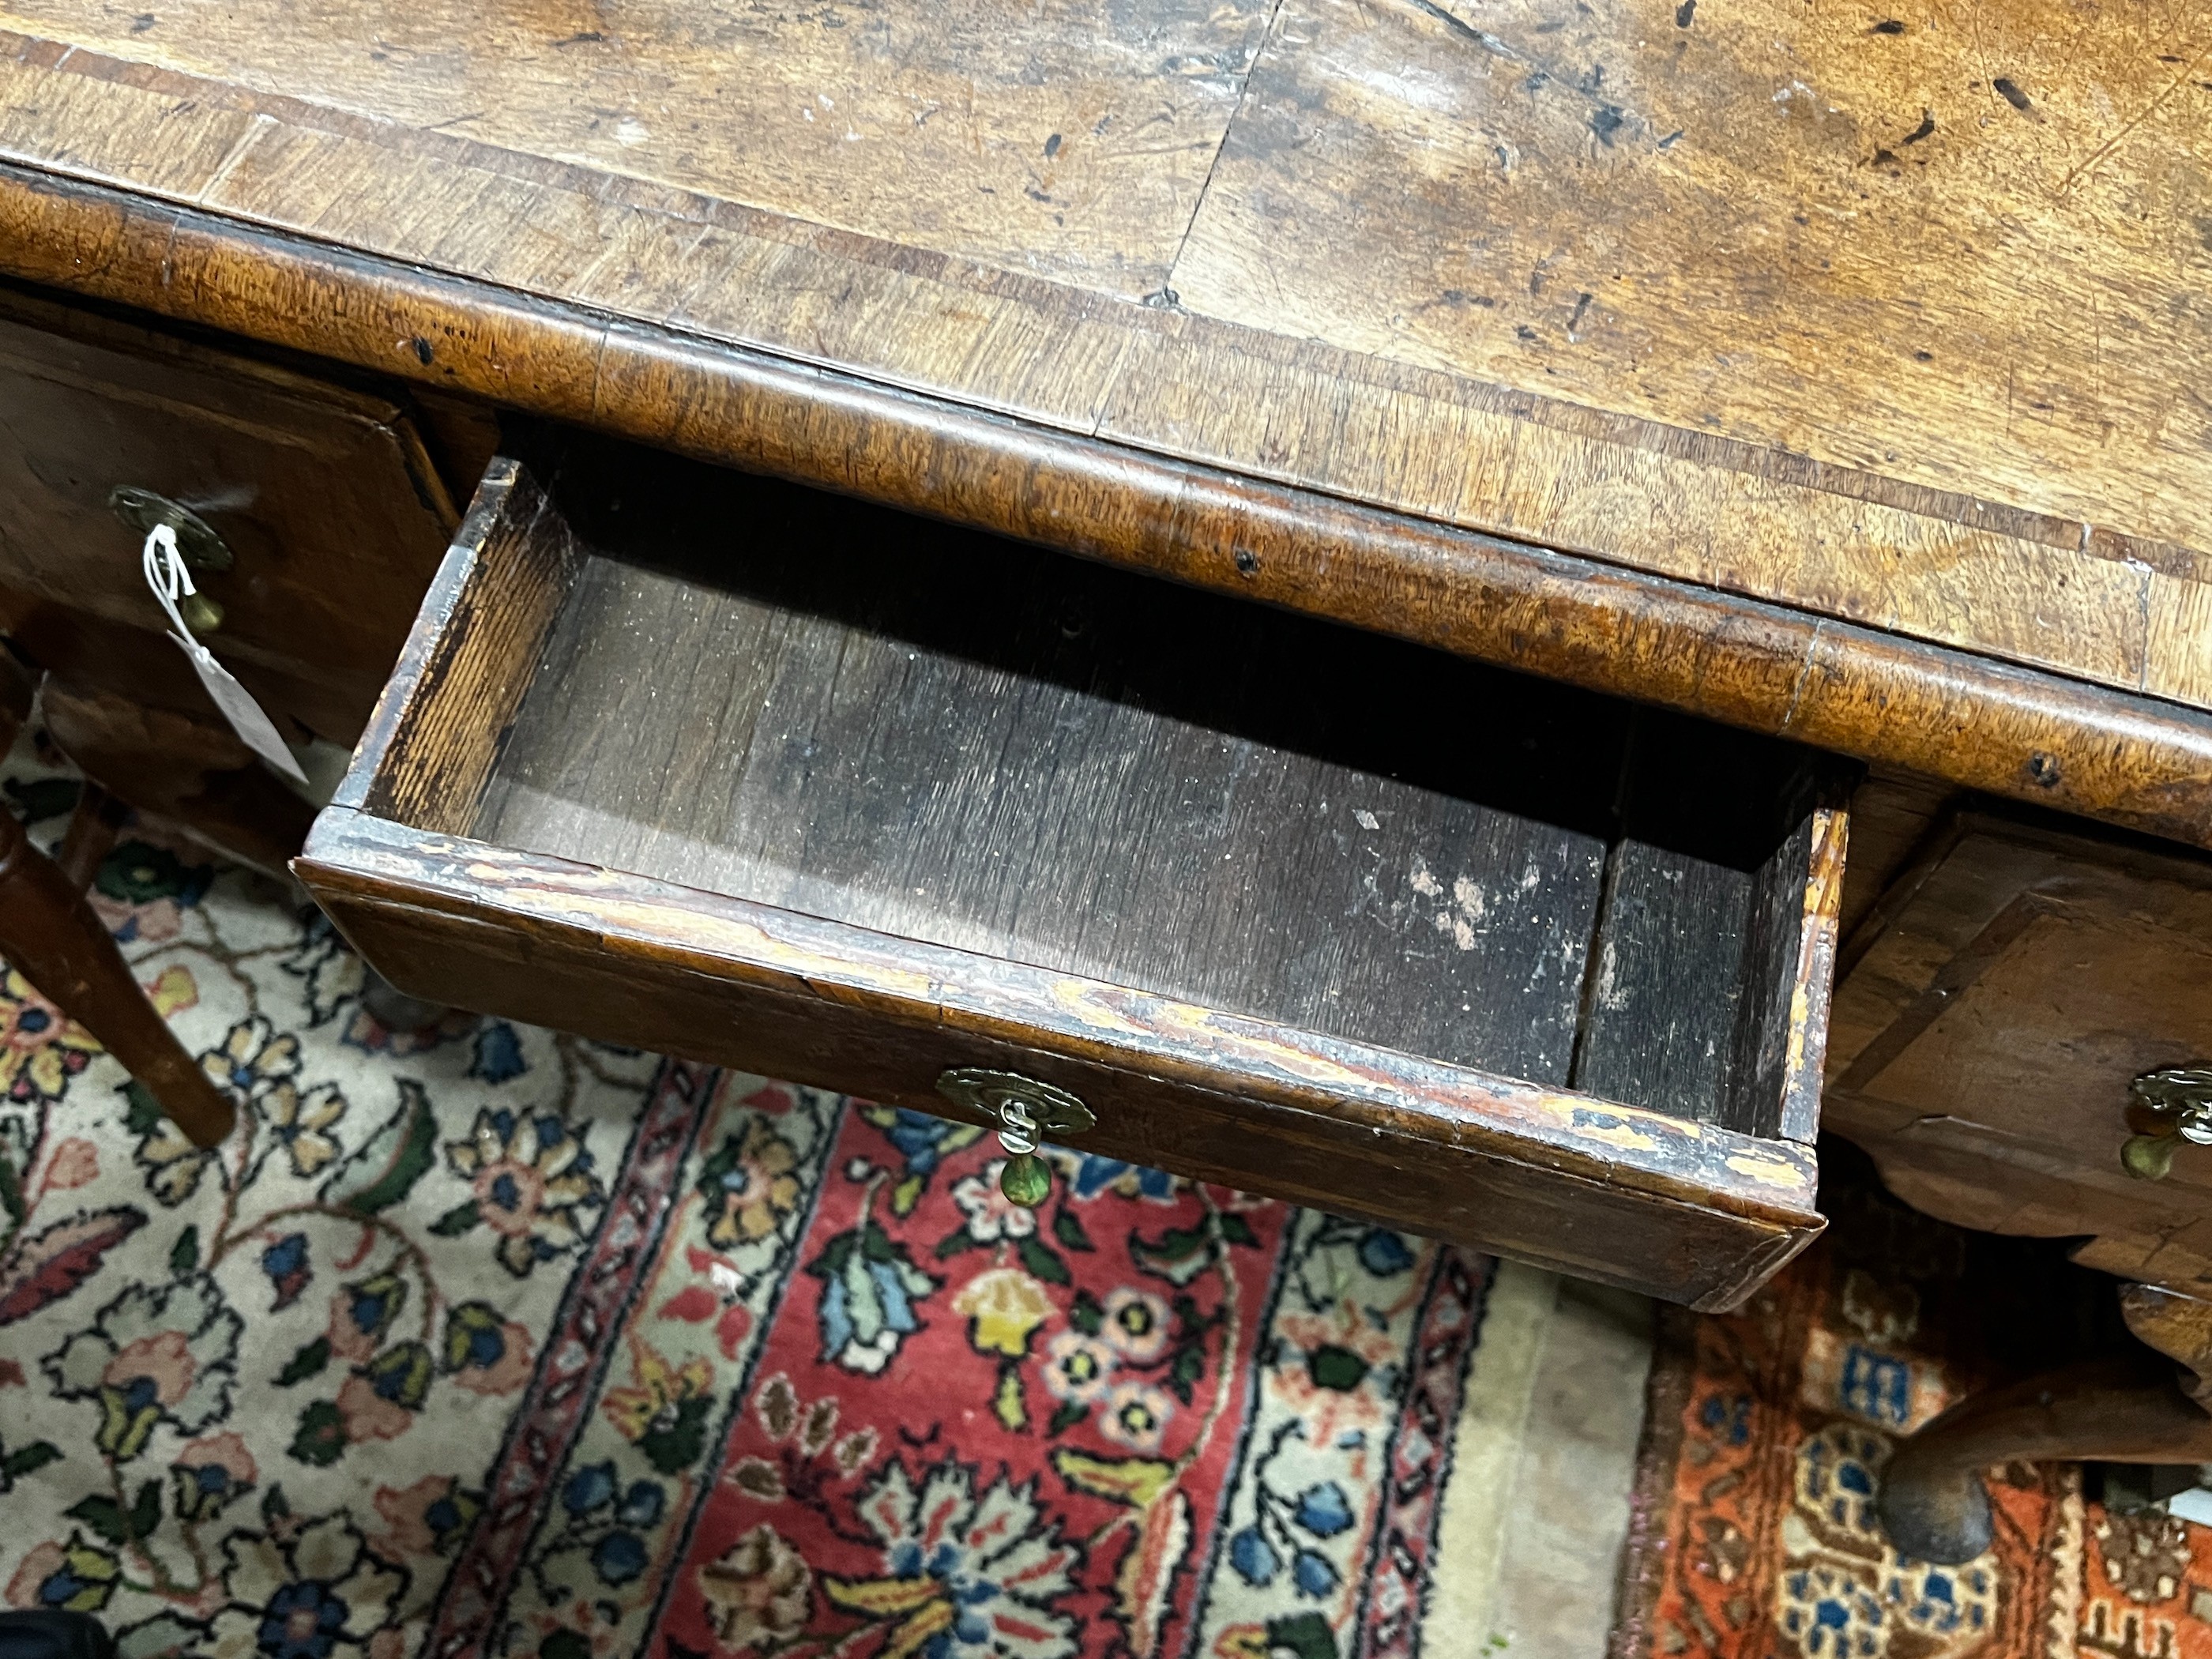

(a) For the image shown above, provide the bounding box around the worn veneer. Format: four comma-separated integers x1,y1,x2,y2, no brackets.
1826,809,2212,1288
5,0,2212,712
299,438,1848,1310
0,281,457,747
5,171,2206,852
0,279,458,866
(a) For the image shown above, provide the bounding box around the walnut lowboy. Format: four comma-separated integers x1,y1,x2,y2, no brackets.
296,438,1849,1311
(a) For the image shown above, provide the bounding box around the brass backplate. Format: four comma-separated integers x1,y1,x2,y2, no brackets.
108,485,235,573
935,1067,1096,1136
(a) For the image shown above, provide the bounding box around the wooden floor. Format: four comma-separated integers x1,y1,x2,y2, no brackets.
1,0,2206,709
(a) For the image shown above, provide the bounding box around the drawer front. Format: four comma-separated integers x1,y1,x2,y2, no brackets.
305,826,1822,1306
299,444,1848,1311
0,288,457,745
1826,814,2212,1289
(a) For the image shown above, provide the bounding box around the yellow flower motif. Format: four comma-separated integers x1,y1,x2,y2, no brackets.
144,965,197,1019
261,1081,347,1178
600,1345,714,1443
198,1016,301,1104
0,966,102,1106
444,1108,604,1277
136,1120,216,1207
702,1119,803,1249
698,1524,812,1650
951,1267,1052,1360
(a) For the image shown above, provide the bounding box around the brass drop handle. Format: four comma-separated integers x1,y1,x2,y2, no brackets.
109,486,231,633
936,1067,1095,1209
2120,1066,2212,1180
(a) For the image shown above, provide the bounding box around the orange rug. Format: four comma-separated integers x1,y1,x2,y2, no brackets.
1611,1145,2212,1659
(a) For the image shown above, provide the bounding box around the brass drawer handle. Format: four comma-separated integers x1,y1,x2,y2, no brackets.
936,1067,1094,1209
2120,1066,2212,1180
109,486,231,633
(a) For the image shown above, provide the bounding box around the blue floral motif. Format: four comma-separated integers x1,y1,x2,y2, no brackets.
170,1451,252,1523
258,1580,350,1659
591,1531,648,1586
1222,1309,1383,1607
334,1273,405,1352
1779,1562,1886,1658
1887,1558,1993,1638
1293,1482,1353,1538
1228,1525,1279,1586
26,1537,118,1612
807,1218,936,1375
468,1024,529,1085
1291,1550,1338,1597
207,1518,402,1659
94,840,213,943
261,1233,310,1311
1230,1461,1358,1601
1794,1423,1887,1533
562,1462,617,1516
1068,1156,1177,1203
446,1304,507,1371
618,1480,665,1528
830,1458,1078,1659
871,1109,970,1179
1838,1345,1913,1427
1355,1230,1415,1277
1700,1391,1753,1446
423,1488,470,1543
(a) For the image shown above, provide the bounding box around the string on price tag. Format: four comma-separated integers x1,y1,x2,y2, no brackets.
141,523,308,785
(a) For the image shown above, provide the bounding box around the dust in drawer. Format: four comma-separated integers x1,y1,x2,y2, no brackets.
471,440,1819,1137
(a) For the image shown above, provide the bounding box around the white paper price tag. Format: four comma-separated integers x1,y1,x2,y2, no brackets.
141,524,309,786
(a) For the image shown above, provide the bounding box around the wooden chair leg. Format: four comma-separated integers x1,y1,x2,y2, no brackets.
0,799,235,1148
1879,1352,2212,1563
55,781,129,891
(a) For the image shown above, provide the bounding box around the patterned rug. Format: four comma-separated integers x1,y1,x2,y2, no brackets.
1611,1142,2212,1659
0,729,1516,1659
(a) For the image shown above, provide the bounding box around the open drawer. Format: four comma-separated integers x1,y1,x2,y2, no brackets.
297,437,1846,1311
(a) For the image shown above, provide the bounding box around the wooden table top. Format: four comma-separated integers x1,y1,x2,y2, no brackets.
2,0,2208,841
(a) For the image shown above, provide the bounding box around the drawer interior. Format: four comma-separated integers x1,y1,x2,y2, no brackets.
427,438,1824,1142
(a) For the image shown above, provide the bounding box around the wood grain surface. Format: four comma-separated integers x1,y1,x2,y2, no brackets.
476,443,1643,1086
295,442,1841,1308
1568,720,1823,1134
0,0,2206,723
1826,812,2212,1292
1179,0,2212,570
351,461,583,836
6,168,2210,849
0,282,456,746
299,809,1824,1311
2122,1283,2212,1410
468,438,1830,1134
